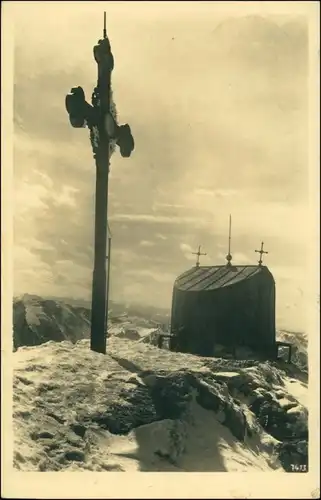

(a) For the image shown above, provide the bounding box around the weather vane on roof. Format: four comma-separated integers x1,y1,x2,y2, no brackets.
192,245,207,267
103,11,107,39
226,214,233,267
255,242,268,266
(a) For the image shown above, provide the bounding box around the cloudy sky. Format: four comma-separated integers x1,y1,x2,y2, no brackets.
9,2,316,331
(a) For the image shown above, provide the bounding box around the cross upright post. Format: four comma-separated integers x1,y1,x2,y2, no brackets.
255,241,268,266
65,12,134,354
192,245,207,267
105,223,112,339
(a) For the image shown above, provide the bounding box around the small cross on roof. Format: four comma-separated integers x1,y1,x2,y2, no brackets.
255,241,268,266
192,245,207,267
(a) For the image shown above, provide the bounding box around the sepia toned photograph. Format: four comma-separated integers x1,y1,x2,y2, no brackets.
1,0,319,492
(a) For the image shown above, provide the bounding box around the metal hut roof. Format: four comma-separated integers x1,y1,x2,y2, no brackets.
174,265,271,292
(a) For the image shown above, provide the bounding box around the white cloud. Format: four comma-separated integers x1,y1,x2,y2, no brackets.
180,243,193,253
216,251,261,265
110,213,207,225
14,181,48,214
14,246,54,295
152,202,187,210
16,238,54,252
232,252,252,264
194,188,214,197
125,268,174,284
185,254,198,262
140,240,155,247
194,188,238,198
54,186,79,207
113,249,137,264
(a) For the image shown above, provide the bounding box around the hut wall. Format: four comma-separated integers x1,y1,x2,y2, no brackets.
170,267,276,357
256,270,276,354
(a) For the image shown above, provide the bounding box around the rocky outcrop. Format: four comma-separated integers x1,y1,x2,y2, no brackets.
112,327,141,341
277,330,308,373
137,329,161,346
210,367,308,471
13,338,308,472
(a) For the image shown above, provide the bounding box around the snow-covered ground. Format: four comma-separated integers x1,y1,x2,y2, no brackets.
11,295,310,473
283,378,308,408
13,334,308,473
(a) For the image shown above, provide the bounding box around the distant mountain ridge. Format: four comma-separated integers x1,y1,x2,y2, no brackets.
13,294,91,350
17,294,171,321
12,294,170,350
12,294,306,373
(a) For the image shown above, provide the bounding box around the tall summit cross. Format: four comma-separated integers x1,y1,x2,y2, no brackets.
192,245,207,267
255,241,268,266
65,12,134,354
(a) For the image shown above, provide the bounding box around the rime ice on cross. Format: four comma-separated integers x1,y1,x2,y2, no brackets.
255,242,268,266
65,12,134,355
192,245,207,267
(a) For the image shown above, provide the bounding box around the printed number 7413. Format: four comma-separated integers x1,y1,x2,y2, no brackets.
290,464,307,472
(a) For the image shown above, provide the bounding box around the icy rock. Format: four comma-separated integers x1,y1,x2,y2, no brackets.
277,439,308,472
247,387,308,442
185,373,248,441
31,430,55,440
297,440,308,455
274,389,286,399
212,372,241,382
224,403,247,441
145,371,193,420
286,404,307,419
115,328,141,341
286,405,308,437
248,388,275,414
64,449,85,462
138,329,160,346
140,369,248,442
277,398,297,411
38,457,61,471
133,419,187,465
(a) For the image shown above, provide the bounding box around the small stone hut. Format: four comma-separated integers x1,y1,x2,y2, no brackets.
170,264,277,359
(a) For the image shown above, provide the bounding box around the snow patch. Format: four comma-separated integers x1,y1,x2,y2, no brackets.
13,338,308,472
